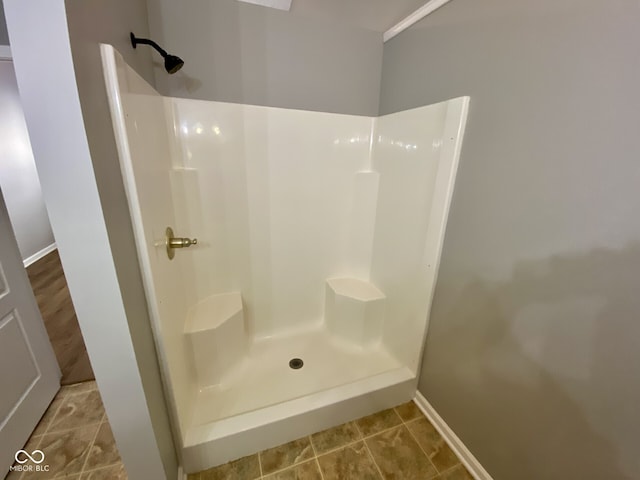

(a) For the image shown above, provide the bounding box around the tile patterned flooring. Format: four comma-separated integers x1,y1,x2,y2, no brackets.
6,387,471,480
188,400,473,480
5,381,126,480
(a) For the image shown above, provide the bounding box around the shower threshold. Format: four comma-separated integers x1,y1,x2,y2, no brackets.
182,324,415,472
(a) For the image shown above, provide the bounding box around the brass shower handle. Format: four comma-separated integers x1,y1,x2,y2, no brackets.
166,226,197,260
169,237,198,248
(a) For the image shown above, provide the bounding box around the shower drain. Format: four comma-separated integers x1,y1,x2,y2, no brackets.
289,358,304,370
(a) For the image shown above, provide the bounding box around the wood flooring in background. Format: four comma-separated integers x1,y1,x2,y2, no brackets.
26,249,94,385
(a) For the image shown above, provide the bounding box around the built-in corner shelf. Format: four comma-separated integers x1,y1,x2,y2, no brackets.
185,292,247,386
325,278,386,347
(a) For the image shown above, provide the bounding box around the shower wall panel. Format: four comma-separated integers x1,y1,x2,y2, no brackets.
169,98,466,367
371,103,449,371
103,48,197,439
171,100,373,337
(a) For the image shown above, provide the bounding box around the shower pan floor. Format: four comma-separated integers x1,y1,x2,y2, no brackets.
190,324,403,427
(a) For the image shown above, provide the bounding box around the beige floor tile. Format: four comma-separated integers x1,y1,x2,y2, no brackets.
198,454,260,480
5,434,42,480
365,425,438,480
187,405,472,480
83,422,121,471
33,394,66,436
4,467,23,480
260,437,314,475
22,424,99,480
440,464,473,480
355,408,402,437
81,463,127,480
406,417,459,472
310,421,361,455
317,441,381,480
394,401,423,422
263,459,322,480
48,390,104,433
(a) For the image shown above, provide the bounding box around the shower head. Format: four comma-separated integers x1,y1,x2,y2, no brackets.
163,54,185,75
130,32,184,74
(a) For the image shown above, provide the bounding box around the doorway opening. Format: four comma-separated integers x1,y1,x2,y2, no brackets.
0,57,93,386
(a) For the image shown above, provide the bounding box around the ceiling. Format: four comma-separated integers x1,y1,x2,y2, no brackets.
289,0,428,33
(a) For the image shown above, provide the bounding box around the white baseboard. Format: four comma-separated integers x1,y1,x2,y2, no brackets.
177,465,187,480
414,391,493,480
23,243,57,268
0,45,11,60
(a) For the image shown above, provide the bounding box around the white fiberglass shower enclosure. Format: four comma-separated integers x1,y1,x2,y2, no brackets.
101,45,468,473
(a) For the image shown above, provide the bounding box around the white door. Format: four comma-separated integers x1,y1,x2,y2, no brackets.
0,184,60,473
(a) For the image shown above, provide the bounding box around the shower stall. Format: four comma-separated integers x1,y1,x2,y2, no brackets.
101,45,468,473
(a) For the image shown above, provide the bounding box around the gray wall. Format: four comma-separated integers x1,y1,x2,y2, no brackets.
380,1,640,479
0,2,8,45
146,0,382,116
0,61,55,263
62,0,178,477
